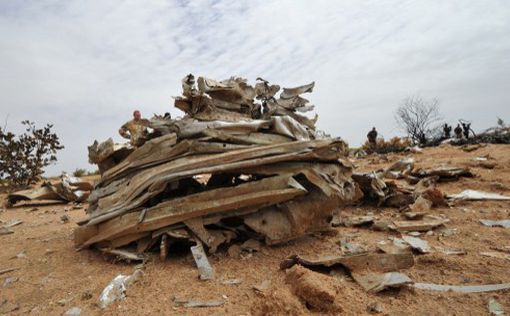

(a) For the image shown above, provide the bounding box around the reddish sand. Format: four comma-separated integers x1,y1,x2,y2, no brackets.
1,144,509,315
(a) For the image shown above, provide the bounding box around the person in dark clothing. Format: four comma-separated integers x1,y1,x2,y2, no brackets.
443,123,452,139
461,123,471,139
367,127,377,146
454,124,463,139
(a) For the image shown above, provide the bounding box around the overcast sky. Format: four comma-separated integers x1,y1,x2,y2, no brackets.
1,0,509,175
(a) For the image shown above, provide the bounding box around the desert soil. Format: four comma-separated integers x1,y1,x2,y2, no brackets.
1,144,510,315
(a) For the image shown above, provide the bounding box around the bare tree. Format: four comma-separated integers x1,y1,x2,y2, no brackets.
394,95,442,145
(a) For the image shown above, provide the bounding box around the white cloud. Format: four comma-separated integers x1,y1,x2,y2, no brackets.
0,0,509,175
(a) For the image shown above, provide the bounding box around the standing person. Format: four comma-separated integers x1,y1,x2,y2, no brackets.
443,123,452,139
367,127,378,146
119,110,150,147
454,124,463,139
461,122,471,139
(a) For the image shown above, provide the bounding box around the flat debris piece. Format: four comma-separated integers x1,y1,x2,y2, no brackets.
401,236,431,254
391,217,448,232
280,252,414,272
339,216,375,227
448,190,510,201
190,240,214,280
488,298,505,315
480,219,510,229
413,282,510,293
174,298,225,308
351,271,412,293
480,251,510,261
411,167,473,181
98,248,145,262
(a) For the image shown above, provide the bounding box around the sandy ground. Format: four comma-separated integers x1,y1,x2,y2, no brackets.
1,144,510,315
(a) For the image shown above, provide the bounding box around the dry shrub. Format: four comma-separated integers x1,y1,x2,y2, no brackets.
361,137,411,154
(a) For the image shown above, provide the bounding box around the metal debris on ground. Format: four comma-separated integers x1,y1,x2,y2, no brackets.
3,276,18,287
413,282,510,293
401,236,431,254
480,219,510,229
221,278,242,285
97,269,143,309
480,251,510,261
0,268,18,276
74,75,362,264
488,298,505,315
448,190,510,201
64,307,82,316
6,173,93,207
190,240,215,280
173,298,226,308
351,271,412,293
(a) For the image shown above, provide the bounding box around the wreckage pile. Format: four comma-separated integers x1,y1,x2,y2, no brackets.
75,75,362,262
6,173,92,207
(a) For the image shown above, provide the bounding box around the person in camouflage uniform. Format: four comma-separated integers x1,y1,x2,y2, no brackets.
118,110,150,147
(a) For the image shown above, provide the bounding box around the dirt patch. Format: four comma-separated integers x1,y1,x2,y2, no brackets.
285,265,341,313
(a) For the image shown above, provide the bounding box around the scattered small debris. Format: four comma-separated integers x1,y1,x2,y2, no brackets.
173,298,226,308
480,219,510,229
60,214,70,223
413,282,510,293
488,298,505,315
64,307,82,316
3,276,18,287
97,269,143,309
12,250,27,259
221,278,242,285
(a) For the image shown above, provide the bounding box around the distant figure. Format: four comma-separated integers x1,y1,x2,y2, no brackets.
367,127,378,146
461,122,471,139
418,131,427,145
454,124,463,139
119,110,150,147
163,112,172,119
443,123,452,139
